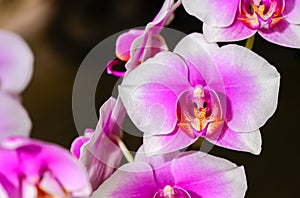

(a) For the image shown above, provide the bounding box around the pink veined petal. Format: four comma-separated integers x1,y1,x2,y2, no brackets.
203,19,257,43
213,45,280,132
78,97,123,190
284,0,300,24
143,128,197,156
208,126,262,155
258,20,300,48
172,151,247,198
96,97,124,138
0,91,31,141
110,96,126,136
81,132,122,191
116,30,144,62
174,33,225,93
91,162,158,198
182,0,240,27
96,97,116,135
0,30,34,94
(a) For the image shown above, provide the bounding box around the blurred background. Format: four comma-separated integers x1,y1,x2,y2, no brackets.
0,0,299,197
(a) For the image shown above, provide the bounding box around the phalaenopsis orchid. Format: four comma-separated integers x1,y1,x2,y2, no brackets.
2,0,298,197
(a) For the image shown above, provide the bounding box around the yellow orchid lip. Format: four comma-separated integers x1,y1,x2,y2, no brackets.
238,0,285,30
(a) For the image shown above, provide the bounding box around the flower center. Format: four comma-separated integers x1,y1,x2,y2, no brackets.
238,0,284,29
176,86,223,138
154,185,191,198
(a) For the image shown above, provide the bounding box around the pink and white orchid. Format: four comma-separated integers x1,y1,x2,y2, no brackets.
107,0,181,77
119,33,280,155
0,30,33,140
182,0,300,48
71,97,125,191
0,91,31,141
0,30,33,94
0,137,91,198
92,148,247,198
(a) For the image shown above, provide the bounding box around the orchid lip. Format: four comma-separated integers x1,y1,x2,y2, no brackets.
238,0,285,30
153,185,191,198
176,87,223,138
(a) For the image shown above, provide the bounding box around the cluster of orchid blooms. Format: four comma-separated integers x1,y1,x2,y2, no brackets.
0,0,299,197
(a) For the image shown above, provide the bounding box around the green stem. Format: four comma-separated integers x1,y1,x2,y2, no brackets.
111,135,134,163
245,35,255,50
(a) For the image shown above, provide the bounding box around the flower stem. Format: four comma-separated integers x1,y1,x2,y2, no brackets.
111,135,134,163
190,137,204,150
171,0,182,12
245,35,255,50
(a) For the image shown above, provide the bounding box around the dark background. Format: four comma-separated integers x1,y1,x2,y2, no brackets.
1,0,299,197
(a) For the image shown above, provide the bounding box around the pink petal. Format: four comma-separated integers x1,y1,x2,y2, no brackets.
0,91,31,141
39,142,92,197
284,0,300,24
172,152,247,197
39,172,67,197
116,30,144,61
78,97,123,190
70,136,90,159
203,19,256,42
135,145,179,189
91,162,158,197
208,126,262,155
0,30,33,94
152,0,175,26
182,0,240,27
22,180,37,198
143,128,197,156
0,151,20,198
125,0,174,70
213,45,280,132
0,183,9,198
259,20,300,48
125,32,168,71
135,145,180,168
174,33,224,92
119,54,190,135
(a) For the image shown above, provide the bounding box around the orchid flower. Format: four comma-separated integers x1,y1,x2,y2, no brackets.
0,30,33,140
182,0,300,48
107,0,181,77
71,97,125,191
0,91,31,141
0,137,91,198
119,33,280,155
0,30,33,94
91,147,247,198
